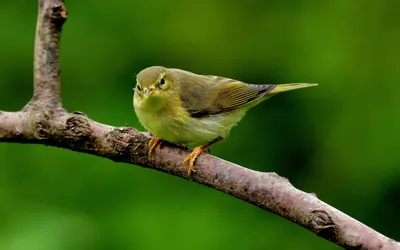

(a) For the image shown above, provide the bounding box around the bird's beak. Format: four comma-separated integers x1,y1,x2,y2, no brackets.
144,88,156,98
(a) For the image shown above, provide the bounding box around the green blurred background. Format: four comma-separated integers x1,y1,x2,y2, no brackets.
0,0,399,249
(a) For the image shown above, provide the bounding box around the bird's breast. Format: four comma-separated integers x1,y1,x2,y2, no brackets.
134,97,188,143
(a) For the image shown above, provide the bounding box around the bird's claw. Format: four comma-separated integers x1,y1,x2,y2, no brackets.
182,146,205,177
148,138,163,159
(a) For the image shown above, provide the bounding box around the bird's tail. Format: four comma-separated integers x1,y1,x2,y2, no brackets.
268,83,318,94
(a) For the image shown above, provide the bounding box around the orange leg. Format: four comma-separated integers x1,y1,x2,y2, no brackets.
148,138,163,159
182,137,223,177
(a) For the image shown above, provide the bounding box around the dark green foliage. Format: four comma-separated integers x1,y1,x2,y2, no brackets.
0,0,398,249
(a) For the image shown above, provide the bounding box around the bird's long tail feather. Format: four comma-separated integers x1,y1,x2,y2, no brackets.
268,83,318,94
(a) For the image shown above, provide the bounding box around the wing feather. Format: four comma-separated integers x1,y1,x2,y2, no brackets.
179,74,275,118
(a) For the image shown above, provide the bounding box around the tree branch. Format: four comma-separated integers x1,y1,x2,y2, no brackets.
0,0,399,249
32,0,66,107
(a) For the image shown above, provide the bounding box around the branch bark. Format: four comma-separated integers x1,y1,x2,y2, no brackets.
0,1,399,249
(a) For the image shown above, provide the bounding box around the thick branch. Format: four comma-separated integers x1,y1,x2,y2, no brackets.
31,0,67,107
0,111,33,140
0,0,398,249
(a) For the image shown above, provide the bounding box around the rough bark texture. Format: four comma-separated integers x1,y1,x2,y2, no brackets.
0,1,399,249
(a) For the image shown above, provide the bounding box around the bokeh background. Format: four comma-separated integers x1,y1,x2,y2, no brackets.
0,0,399,249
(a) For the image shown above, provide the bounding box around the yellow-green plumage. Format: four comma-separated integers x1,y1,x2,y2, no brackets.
133,66,317,146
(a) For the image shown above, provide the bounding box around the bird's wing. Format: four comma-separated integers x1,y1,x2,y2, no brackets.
180,75,276,118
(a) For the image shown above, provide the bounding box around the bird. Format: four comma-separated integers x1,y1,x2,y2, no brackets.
133,66,317,176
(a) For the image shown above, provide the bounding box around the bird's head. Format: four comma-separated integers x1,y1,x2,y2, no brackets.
134,66,176,103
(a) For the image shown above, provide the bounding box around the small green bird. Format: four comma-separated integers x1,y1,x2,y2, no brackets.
133,66,317,176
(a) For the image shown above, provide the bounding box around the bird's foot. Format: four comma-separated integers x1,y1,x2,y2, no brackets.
182,146,207,177
148,138,163,159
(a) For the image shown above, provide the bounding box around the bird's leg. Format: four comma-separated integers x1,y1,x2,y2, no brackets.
183,136,223,177
148,138,163,159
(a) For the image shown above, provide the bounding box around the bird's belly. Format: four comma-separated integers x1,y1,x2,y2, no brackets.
136,108,245,145
140,114,217,144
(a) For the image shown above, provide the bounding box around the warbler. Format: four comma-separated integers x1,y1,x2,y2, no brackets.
133,66,317,176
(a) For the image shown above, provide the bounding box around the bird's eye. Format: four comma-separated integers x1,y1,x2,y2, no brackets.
137,85,141,91
159,78,165,86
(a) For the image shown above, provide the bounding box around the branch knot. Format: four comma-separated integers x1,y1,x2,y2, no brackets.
310,209,338,239
106,127,143,155
65,114,91,141
48,3,68,27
